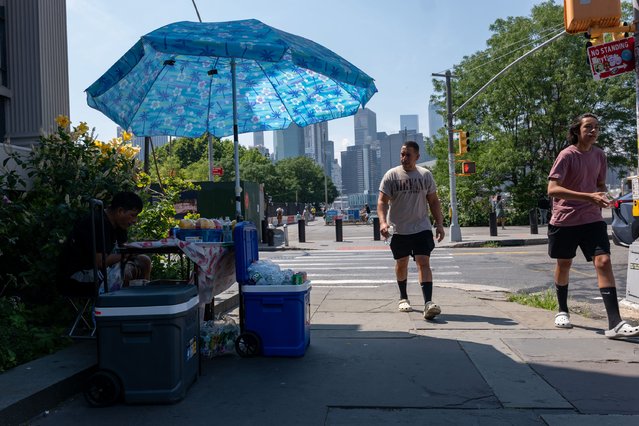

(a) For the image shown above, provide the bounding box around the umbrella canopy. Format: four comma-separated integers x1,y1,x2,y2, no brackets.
86,19,377,138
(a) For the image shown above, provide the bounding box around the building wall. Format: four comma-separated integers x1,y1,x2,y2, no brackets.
2,0,68,147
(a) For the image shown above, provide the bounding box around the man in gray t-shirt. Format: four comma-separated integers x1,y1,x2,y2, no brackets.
378,141,445,320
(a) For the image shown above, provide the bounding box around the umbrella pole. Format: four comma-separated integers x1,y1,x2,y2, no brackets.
231,58,242,220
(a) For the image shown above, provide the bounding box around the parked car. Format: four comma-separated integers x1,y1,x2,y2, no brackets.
611,192,639,247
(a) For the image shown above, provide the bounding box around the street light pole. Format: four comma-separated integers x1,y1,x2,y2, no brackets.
432,70,462,242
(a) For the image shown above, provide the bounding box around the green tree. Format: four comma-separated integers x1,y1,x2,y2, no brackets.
430,1,635,225
272,156,338,203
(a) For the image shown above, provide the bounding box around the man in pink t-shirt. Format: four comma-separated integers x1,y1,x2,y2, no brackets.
547,113,638,338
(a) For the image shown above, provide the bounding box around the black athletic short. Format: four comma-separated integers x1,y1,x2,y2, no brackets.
547,221,610,262
389,230,436,260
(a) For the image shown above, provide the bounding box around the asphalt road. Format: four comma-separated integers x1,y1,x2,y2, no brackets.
262,242,632,319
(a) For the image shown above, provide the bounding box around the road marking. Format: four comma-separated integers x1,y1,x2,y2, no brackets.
312,285,379,288
311,280,389,284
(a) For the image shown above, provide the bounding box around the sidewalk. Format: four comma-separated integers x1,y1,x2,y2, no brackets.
3,220,639,425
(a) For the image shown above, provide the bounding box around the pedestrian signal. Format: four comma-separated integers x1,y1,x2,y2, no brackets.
461,161,476,174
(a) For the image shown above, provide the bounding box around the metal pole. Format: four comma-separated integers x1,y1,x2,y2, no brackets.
231,58,242,220
432,71,462,242
208,133,213,182
144,136,151,174
635,1,639,174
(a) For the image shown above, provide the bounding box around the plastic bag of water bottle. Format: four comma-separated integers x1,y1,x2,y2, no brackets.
200,315,239,358
248,260,283,285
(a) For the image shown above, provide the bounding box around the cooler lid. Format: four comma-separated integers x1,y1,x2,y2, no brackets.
242,281,311,293
95,283,198,308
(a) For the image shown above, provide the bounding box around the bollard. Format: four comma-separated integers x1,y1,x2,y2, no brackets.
283,224,289,247
529,209,538,234
298,219,306,243
373,216,380,241
261,219,268,244
335,218,343,242
489,212,498,237
267,228,274,246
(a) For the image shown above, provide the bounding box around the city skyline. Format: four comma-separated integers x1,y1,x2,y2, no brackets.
67,0,548,164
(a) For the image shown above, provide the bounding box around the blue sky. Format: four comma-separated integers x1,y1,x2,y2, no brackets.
66,0,554,161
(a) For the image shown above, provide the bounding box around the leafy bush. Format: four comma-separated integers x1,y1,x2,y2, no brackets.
0,117,143,371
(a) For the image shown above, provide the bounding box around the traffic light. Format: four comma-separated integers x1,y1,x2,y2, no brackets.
585,31,604,48
564,0,621,34
461,161,476,174
459,131,469,155
454,130,470,156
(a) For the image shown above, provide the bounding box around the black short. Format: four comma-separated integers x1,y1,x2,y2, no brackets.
547,221,610,262
390,230,435,260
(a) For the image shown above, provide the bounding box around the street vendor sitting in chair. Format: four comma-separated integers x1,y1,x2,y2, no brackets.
60,191,151,292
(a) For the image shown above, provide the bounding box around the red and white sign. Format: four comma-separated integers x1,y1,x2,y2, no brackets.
211,167,224,176
587,37,635,81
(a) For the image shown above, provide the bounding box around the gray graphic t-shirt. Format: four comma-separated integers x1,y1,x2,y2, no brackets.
379,165,437,235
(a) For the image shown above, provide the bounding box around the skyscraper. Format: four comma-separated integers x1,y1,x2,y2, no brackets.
340,144,379,195
274,123,305,161
303,122,328,166
253,131,264,146
354,108,377,146
428,101,445,139
400,114,419,133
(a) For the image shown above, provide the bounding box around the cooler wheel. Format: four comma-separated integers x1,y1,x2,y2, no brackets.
84,370,121,407
235,331,261,357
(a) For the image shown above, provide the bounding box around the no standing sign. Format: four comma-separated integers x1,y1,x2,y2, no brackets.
587,37,635,81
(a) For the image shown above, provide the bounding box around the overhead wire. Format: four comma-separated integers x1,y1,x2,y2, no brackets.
433,23,565,75
465,23,565,73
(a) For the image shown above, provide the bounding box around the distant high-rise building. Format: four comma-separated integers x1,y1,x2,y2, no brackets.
331,158,342,194
379,131,426,173
274,123,305,161
117,127,171,160
341,144,379,195
400,114,419,133
428,101,445,139
303,122,328,167
253,131,264,146
354,107,377,146
323,140,335,177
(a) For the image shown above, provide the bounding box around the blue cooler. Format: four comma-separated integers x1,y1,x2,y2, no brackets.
92,283,199,404
234,222,311,357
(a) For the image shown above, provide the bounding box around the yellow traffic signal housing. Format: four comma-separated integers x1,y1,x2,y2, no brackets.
564,0,621,34
454,130,470,156
461,161,476,175
459,131,469,155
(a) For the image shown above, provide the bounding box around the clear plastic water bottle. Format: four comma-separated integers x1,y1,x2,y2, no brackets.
384,225,394,245
223,216,232,242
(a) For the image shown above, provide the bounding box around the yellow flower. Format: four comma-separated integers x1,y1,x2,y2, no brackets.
76,122,89,135
121,131,133,141
55,115,70,128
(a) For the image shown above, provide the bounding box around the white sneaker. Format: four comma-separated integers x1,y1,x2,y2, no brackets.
398,299,412,312
423,301,441,320
605,321,639,339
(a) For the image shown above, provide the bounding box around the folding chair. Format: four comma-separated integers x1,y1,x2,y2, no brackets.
57,278,99,339
57,199,108,339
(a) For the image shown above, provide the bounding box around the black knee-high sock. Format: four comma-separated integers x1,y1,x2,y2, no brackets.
397,279,408,300
600,287,622,330
420,282,433,303
555,283,569,313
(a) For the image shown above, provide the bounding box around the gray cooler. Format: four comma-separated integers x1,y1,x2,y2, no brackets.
93,283,199,404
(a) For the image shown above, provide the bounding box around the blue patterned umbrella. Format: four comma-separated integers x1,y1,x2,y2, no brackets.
86,19,377,216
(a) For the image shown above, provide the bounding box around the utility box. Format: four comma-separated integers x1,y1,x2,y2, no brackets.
564,0,621,34
626,242,639,304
